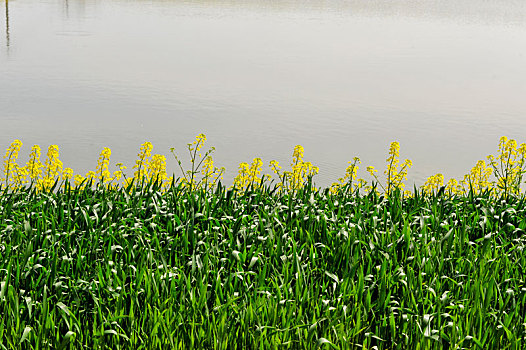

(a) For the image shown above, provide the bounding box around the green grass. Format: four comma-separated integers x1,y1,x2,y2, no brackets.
1,182,525,349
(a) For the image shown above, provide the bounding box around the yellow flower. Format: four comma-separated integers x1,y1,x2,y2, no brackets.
3,139,24,188
268,145,318,192
233,157,268,192
233,162,250,190
333,157,363,194
199,156,224,191
41,145,63,191
460,160,493,194
331,158,364,195
96,147,113,183
292,145,304,166
422,174,444,195
134,142,153,185
195,134,206,150
85,171,96,182
112,163,127,184
385,142,411,194
26,145,43,183
63,168,74,180
148,154,168,187
74,174,86,189
487,136,526,196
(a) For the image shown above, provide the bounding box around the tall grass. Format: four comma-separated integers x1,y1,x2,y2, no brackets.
1,135,526,348
0,180,525,348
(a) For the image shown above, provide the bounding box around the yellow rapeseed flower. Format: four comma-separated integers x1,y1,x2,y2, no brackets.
460,160,493,194
96,147,113,184
3,139,23,188
41,145,63,191
233,157,270,192
134,142,153,185
487,136,526,196
148,154,169,187
268,145,318,192
422,174,444,195
26,145,43,183
74,174,86,189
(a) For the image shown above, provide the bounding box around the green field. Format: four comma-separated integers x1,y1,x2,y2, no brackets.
1,136,526,348
1,182,525,349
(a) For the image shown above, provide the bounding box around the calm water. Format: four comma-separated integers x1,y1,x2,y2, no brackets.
2,0,526,186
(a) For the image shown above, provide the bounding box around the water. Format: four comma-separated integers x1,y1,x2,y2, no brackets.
2,0,526,187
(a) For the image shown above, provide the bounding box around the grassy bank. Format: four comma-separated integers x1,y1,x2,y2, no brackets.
1,135,526,348
1,181,525,349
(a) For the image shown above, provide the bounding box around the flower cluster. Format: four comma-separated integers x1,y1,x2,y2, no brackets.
233,157,271,191
5,135,526,198
198,155,224,191
330,157,365,194
26,145,43,183
41,145,66,191
422,173,444,195
270,145,319,192
122,142,172,190
366,142,412,196
439,137,526,197
95,147,113,184
112,163,127,185
459,160,493,195
385,141,412,194
2,139,24,189
487,136,526,196
2,141,73,192
149,154,168,184
172,134,224,191
134,142,153,184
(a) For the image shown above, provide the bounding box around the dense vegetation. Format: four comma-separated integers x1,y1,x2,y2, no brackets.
1,182,525,349
1,135,526,348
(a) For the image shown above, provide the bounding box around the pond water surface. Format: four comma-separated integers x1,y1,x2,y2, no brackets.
2,0,526,187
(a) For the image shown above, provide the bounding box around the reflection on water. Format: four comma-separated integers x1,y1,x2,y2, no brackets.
1,0,526,186
4,0,8,49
